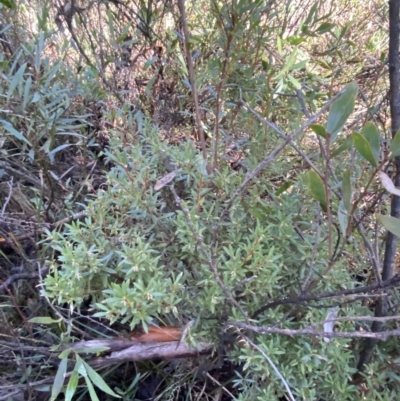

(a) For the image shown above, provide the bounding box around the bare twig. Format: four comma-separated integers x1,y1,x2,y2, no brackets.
204,372,236,399
319,314,400,325
357,223,381,284
0,264,49,294
88,340,212,368
230,320,400,341
1,177,13,217
211,89,346,248
252,274,400,319
177,0,208,166
0,210,87,244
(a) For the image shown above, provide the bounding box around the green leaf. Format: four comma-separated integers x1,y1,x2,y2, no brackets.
288,74,301,89
342,169,352,213
338,199,348,237
390,127,400,158
308,170,327,212
51,358,67,401
352,132,378,167
58,349,72,359
84,376,100,401
0,119,32,145
309,124,326,139
82,360,121,398
65,370,79,401
275,180,293,196
74,347,111,355
377,214,400,237
326,82,358,142
7,63,27,101
0,0,15,8
28,316,62,324
362,122,380,163
331,136,353,158
316,22,335,34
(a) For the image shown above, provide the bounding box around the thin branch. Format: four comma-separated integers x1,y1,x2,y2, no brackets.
177,0,208,166
230,321,400,341
211,89,346,248
319,314,400,324
239,335,296,401
0,264,49,294
1,177,13,217
252,273,400,319
1,210,87,245
358,0,400,371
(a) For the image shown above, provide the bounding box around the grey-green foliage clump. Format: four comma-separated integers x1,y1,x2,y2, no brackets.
45,119,369,400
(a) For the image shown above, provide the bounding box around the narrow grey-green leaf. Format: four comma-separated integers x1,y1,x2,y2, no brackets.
342,169,352,213
308,170,327,212
65,370,79,401
352,132,377,167
83,360,121,398
288,74,301,89
275,180,293,196
338,199,348,237
390,127,400,158
48,144,72,162
377,214,400,237
51,358,67,401
316,22,335,34
85,376,100,401
74,347,110,355
58,349,71,359
22,76,32,111
29,316,62,324
327,82,358,142
362,122,380,163
309,124,326,139
331,136,353,158
7,63,27,101
0,119,32,145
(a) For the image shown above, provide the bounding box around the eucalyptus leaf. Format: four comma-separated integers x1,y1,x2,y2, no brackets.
338,199,348,237
316,22,335,34
309,124,326,139
352,132,378,167
390,127,400,158
331,136,353,158
342,169,352,213
326,82,358,142
275,180,293,196
308,170,327,212
377,214,400,237
362,122,380,163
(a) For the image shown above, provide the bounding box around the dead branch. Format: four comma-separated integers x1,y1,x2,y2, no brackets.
252,273,400,318
229,320,400,341
82,340,213,369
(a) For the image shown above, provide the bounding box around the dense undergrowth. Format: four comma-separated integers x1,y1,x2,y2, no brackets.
0,0,399,400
